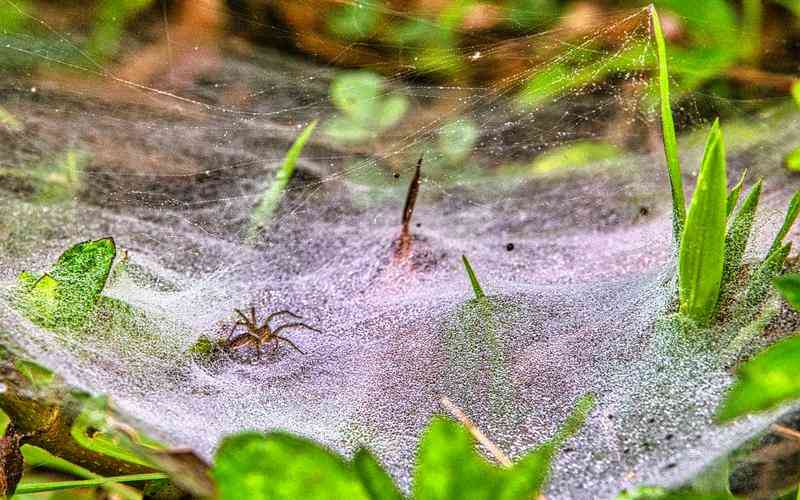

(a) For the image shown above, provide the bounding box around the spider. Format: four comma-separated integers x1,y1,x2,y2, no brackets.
224,307,320,359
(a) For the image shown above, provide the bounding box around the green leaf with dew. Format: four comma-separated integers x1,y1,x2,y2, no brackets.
651,6,686,244
213,431,370,500
767,190,800,255
322,115,375,144
246,120,317,242
678,120,728,326
717,334,800,422
331,71,384,122
326,0,381,41
462,255,486,300
733,242,792,325
726,170,747,218
721,179,762,289
377,94,410,131
775,273,800,311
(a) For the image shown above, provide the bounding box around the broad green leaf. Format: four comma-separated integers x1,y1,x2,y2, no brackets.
651,6,686,244
246,120,317,242
323,115,375,144
787,146,800,172
793,80,800,106
721,180,762,289
331,71,384,122
725,170,747,218
213,432,370,500
717,334,800,422
529,141,621,174
774,274,800,311
18,237,116,329
767,190,800,255
462,255,486,300
377,95,409,131
438,119,479,164
413,394,594,500
678,120,728,326
326,0,382,41
352,448,405,500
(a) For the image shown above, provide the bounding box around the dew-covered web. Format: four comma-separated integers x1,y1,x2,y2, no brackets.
1,2,800,498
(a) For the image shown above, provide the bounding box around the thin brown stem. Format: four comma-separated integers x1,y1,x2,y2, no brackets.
395,155,423,260
771,424,800,442
439,396,512,467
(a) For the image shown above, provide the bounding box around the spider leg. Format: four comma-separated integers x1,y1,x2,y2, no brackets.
272,322,322,335
275,335,305,354
266,310,303,324
234,309,251,325
226,320,246,342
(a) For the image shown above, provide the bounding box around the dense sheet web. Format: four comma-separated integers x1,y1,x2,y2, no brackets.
2,4,800,498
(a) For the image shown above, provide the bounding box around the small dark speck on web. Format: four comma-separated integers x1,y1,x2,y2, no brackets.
506,243,514,251
416,223,421,228
664,463,677,469
664,433,673,440
393,172,400,179
639,206,649,216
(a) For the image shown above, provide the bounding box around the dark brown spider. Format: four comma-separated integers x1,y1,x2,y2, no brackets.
224,307,320,359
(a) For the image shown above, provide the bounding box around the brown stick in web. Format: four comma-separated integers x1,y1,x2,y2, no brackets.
395,155,423,260
439,396,512,467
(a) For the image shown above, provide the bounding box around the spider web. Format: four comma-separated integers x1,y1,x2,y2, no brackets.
1,1,800,498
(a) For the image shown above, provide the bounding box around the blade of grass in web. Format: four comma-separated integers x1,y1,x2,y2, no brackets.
245,120,318,243
15,472,168,494
651,6,685,244
767,190,800,256
461,255,485,300
726,169,747,218
678,120,728,326
722,179,762,289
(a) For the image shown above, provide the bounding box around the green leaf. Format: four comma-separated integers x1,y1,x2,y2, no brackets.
734,243,792,325
15,237,117,329
413,395,594,500
725,170,747,218
529,141,621,174
787,146,800,172
651,6,686,245
768,190,800,255
717,334,800,422
462,255,486,300
721,180,762,288
792,80,800,107
213,432,370,500
326,0,382,41
331,71,384,123
377,95,409,131
352,448,405,500
678,120,728,326
15,473,167,495
617,486,734,499
246,121,317,242
775,274,800,311
438,119,479,164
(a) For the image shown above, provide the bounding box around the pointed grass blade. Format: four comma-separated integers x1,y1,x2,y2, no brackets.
768,190,800,256
722,179,762,289
462,255,485,300
15,473,168,495
246,120,318,243
678,120,728,325
726,169,747,218
651,6,686,244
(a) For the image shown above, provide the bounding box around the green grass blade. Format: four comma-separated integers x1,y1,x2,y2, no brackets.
678,120,728,325
768,190,800,255
651,5,686,244
722,179,762,288
246,120,318,243
734,242,792,325
15,472,167,494
461,255,485,300
726,169,747,218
